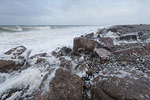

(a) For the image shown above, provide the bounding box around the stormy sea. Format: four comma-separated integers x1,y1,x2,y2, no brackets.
0,25,101,54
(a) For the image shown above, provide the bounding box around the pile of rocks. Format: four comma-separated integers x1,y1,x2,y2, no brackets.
0,24,150,100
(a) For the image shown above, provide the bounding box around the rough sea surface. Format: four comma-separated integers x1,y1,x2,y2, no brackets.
0,25,101,55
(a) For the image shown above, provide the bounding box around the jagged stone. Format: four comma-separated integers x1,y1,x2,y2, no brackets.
0,46,27,72
73,37,97,52
0,60,21,73
92,75,150,100
34,68,83,100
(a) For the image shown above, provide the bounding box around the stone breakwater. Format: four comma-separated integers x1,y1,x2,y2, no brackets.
0,24,150,100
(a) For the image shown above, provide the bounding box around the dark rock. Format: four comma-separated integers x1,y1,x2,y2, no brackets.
107,28,118,33
59,47,72,56
84,33,96,39
30,53,48,64
112,44,150,62
118,35,138,41
99,37,114,49
52,47,72,57
0,46,27,72
30,53,47,59
52,51,62,58
0,60,22,73
73,37,98,52
96,28,107,35
35,68,83,100
92,75,150,100
59,57,72,70
113,45,145,55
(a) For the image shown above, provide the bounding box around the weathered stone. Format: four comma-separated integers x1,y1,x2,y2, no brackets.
59,57,72,70
0,60,22,73
99,37,114,49
30,53,47,59
73,37,97,52
52,51,62,58
96,28,107,35
113,46,145,55
112,44,150,62
107,28,118,33
35,68,83,100
94,48,111,60
29,53,48,64
92,76,150,100
84,33,96,39
118,35,138,41
0,46,27,72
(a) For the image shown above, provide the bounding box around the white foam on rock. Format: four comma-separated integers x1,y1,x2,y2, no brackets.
93,66,150,82
0,67,43,97
41,67,59,95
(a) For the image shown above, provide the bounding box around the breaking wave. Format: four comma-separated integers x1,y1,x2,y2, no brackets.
0,25,93,33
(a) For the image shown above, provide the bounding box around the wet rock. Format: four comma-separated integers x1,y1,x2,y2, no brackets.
4,45,27,59
30,53,47,59
4,45,26,54
118,35,138,41
0,60,22,73
75,63,88,77
96,28,107,35
30,53,48,64
92,75,150,100
94,48,111,60
59,57,72,70
73,37,98,52
84,33,96,39
35,68,83,100
99,37,114,49
107,28,118,33
112,44,150,63
52,47,72,57
0,46,28,72
52,51,62,58
113,45,145,55
59,47,72,56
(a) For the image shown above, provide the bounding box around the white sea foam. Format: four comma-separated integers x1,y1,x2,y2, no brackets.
0,67,43,97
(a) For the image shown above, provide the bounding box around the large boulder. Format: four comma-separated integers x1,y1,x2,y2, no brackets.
35,68,83,100
99,37,114,49
92,71,150,100
73,37,97,52
0,46,28,72
0,60,21,73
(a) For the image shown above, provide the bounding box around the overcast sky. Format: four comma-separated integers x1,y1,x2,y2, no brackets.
0,0,150,25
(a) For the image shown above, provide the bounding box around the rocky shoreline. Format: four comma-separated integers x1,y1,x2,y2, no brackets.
0,24,150,100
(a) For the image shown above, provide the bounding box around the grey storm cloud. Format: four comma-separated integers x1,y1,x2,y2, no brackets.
0,0,150,25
